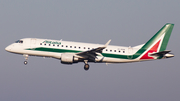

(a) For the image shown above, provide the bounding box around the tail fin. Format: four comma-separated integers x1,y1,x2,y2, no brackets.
142,23,174,52
134,23,174,59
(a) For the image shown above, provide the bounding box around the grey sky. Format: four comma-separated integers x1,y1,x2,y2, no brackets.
1,0,180,101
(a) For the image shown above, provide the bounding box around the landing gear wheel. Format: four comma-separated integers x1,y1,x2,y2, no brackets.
23,54,29,65
24,61,28,65
84,64,89,71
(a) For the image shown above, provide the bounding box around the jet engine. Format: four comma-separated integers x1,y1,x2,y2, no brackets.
61,53,78,64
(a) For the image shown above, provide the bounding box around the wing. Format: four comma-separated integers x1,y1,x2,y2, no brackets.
75,40,111,61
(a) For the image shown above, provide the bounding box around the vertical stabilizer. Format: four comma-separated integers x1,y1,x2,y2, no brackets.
134,23,174,59
142,23,174,52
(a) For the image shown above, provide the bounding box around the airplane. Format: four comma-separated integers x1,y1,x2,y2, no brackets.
5,23,174,71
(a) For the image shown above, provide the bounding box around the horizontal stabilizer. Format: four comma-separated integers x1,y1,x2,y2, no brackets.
149,50,171,56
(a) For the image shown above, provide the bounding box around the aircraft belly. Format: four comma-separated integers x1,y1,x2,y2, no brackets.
100,57,139,63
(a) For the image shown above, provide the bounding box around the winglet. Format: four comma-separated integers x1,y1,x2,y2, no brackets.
104,40,111,47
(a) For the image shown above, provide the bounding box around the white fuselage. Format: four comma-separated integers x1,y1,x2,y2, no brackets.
5,38,141,63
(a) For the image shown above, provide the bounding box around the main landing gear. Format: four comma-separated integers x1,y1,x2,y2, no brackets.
84,60,90,71
23,54,29,65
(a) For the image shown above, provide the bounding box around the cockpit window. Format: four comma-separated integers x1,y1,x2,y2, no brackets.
15,40,23,43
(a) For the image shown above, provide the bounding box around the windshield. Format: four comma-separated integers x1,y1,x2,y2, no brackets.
15,40,23,43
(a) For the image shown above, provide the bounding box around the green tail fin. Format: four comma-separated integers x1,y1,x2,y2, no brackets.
159,23,174,51
142,23,174,52
134,23,174,59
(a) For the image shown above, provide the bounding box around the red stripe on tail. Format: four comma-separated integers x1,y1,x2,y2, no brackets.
140,40,161,60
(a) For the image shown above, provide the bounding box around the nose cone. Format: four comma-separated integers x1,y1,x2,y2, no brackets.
5,45,12,52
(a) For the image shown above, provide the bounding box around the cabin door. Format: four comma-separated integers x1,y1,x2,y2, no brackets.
30,38,36,49
128,46,133,54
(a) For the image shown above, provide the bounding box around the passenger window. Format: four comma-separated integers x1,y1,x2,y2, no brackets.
114,50,116,52
110,50,112,52
79,47,81,49
44,44,46,46
106,49,108,51
70,46,72,48
49,44,51,46
57,45,59,47
66,46,68,48
74,46,76,48
40,43,42,45
53,44,55,46
119,51,121,53
61,45,63,47
123,51,125,53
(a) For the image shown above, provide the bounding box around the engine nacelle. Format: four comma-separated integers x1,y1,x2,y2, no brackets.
61,53,78,64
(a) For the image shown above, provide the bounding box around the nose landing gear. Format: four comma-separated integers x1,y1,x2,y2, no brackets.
23,54,29,65
24,61,28,65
